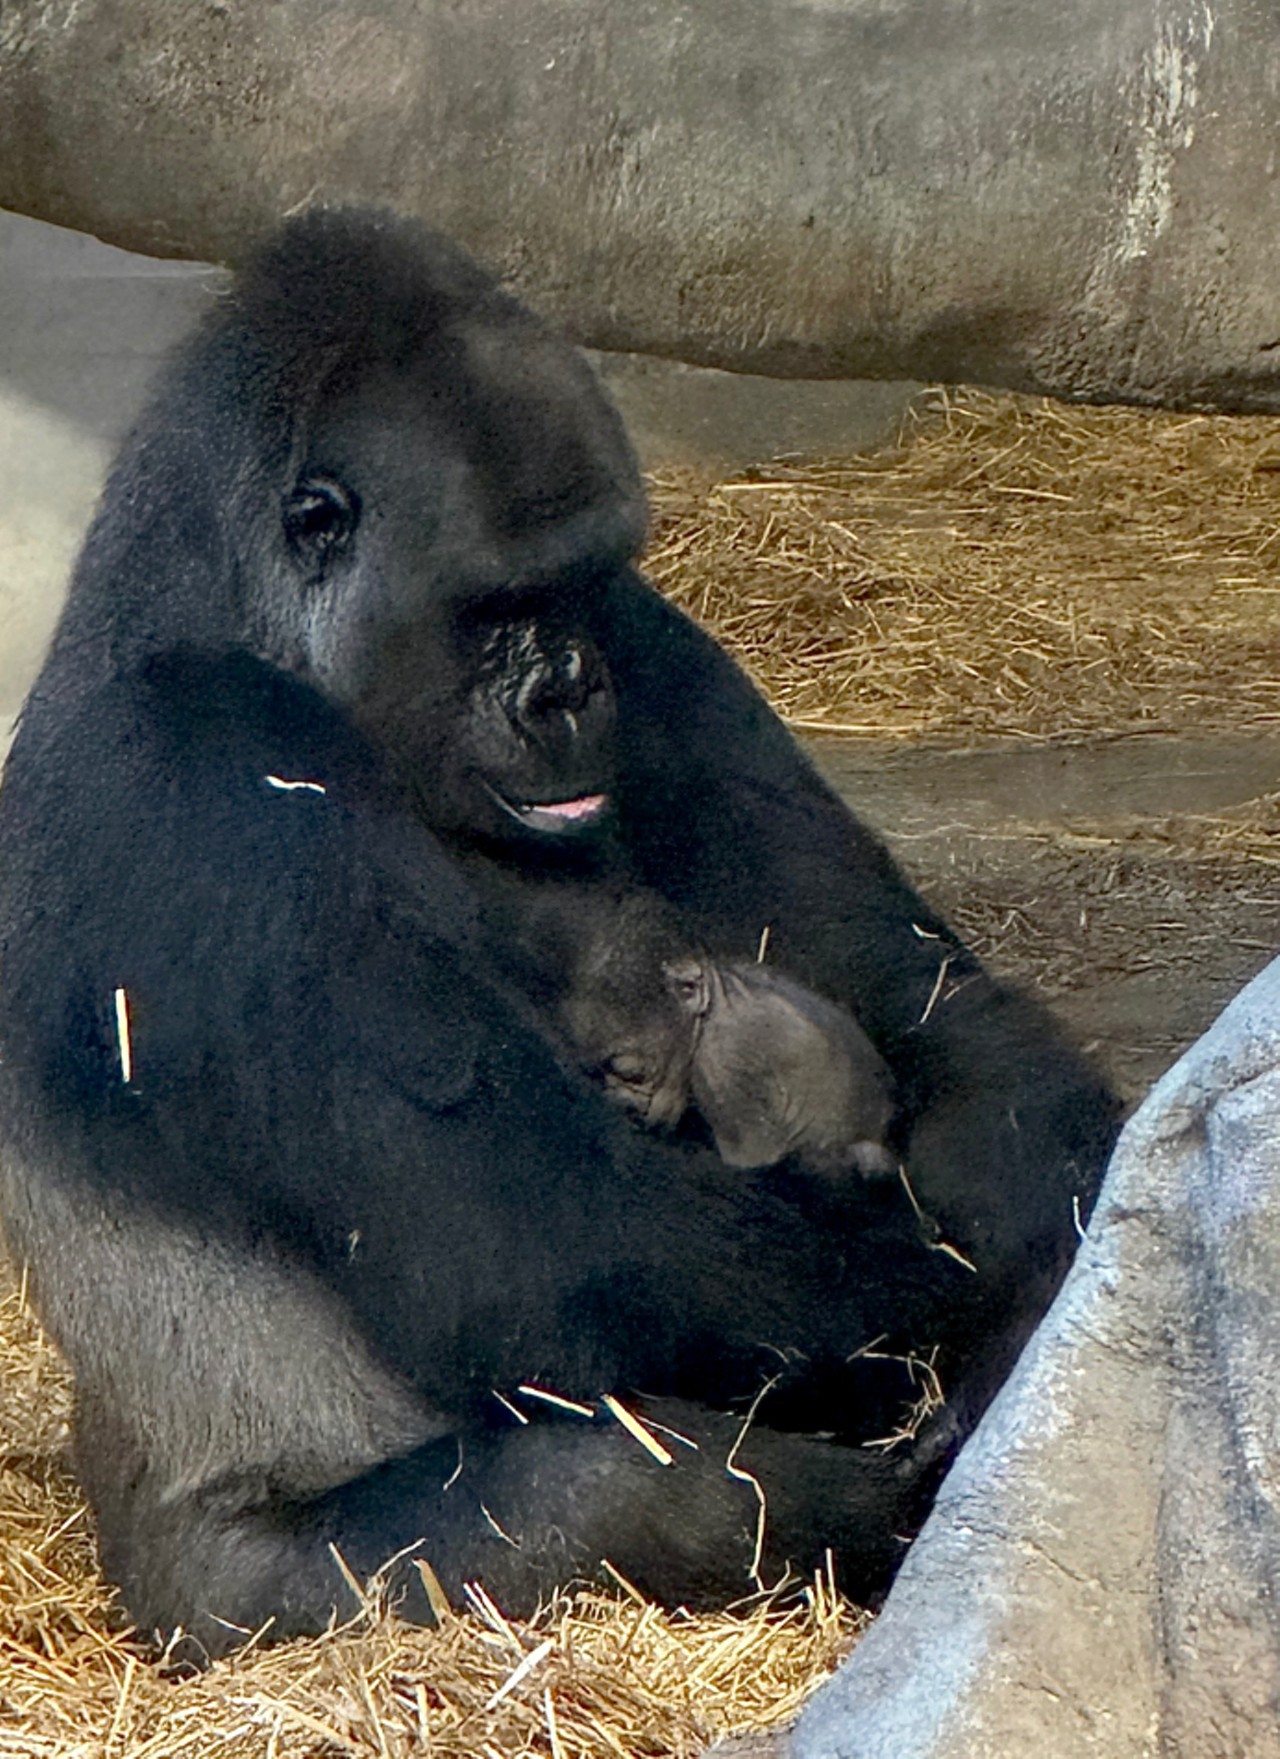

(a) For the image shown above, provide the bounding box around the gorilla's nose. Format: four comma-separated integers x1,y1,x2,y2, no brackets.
517,640,610,737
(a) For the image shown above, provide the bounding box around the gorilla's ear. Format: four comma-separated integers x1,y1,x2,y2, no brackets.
664,958,711,1020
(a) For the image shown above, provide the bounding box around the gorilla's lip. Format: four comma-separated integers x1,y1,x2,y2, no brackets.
522,794,609,828
484,783,611,834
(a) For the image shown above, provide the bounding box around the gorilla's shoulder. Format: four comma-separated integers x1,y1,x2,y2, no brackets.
0,649,485,1120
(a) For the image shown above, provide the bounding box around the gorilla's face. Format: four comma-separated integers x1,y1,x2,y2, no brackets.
253,314,644,848
445,607,617,841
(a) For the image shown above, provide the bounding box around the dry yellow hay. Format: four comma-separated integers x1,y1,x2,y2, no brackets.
0,1276,865,1757
955,788,1280,877
648,388,1280,741
1188,792,1280,866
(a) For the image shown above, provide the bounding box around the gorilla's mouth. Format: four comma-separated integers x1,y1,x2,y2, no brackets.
485,784,611,834
521,794,609,831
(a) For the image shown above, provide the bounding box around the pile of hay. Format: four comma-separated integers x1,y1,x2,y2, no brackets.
648,389,1280,741
0,1279,864,1758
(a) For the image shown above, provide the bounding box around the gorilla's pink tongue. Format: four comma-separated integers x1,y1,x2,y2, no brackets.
522,793,608,830
548,794,607,820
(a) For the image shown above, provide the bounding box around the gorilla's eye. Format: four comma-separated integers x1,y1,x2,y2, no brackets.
282,476,360,569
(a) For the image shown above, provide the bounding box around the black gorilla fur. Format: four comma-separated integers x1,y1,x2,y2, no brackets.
0,210,1117,1658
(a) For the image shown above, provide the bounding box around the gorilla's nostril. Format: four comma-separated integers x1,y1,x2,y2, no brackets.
519,650,593,724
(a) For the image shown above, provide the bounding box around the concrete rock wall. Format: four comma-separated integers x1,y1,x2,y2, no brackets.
2,1,1280,406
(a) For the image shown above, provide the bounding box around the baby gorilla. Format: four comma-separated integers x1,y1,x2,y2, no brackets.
437,577,896,1177
483,873,899,1178
660,954,900,1178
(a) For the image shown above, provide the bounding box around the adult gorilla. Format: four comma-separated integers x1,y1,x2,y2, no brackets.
0,209,1115,1657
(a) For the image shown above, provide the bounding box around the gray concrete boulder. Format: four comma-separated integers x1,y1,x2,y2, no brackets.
784,952,1280,1757
3,1,1280,407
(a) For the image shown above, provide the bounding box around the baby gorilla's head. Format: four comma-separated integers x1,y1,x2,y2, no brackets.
559,893,699,1130
675,959,899,1178
560,895,898,1177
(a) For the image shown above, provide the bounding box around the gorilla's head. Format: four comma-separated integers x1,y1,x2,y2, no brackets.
77,208,647,849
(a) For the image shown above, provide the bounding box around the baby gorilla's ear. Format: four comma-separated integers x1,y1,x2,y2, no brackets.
663,958,711,1019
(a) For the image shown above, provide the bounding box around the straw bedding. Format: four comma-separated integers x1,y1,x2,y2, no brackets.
0,1273,865,1758
0,389,1276,1753
648,388,1280,742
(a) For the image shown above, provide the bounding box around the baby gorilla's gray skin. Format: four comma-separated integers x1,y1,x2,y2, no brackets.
665,956,900,1178
490,878,899,1178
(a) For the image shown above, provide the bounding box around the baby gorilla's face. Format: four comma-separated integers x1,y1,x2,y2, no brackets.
562,966,698,1130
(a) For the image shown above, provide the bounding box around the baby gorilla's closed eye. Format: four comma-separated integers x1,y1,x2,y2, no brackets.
603,1051,652,1086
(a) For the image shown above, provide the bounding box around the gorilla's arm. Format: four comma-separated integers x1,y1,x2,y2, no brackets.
2,653,897,1377
102,1402,938,1658
605,575,1119,1417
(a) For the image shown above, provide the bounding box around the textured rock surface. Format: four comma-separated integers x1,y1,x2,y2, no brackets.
3,1,1280,406
784,954,1280,1758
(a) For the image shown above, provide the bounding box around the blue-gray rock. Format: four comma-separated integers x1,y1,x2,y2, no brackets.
787,953,1280,1758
